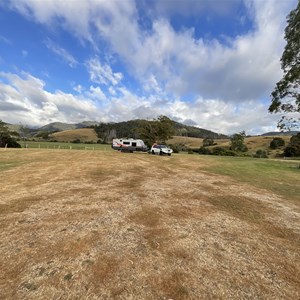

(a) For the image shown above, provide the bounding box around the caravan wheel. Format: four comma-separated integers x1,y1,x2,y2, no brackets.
152,150,155,155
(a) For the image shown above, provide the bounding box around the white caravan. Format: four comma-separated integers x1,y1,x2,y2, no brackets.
112,138,148,152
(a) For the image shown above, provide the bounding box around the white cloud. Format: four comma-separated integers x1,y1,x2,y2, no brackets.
73,84,83,94
88,85,106,101
0,70,282,134
0,34,12,45
0,72,102,126
3,0,297,133
6,0,294,103
86,57,123,86
45,39,78,68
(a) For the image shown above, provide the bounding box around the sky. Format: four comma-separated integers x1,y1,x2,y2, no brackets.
0,0,297,135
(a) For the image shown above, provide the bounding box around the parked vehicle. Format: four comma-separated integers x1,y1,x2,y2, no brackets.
151,144,173,156
112,138,147,152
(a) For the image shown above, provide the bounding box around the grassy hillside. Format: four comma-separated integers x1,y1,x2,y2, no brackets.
50,128,98,142
168,135,292,157
39,121,100,132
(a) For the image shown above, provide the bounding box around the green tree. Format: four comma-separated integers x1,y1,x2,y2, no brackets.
36,130,50,140
203,138,214,147
269,0,300,130
0,120,21,148
284,132,300,156
135,120,158,146
156,115,175,143
253,149,268,158
270,137,285,149
136,115,174,146
230,131,248,152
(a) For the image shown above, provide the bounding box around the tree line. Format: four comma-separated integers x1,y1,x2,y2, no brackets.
93,116,227,145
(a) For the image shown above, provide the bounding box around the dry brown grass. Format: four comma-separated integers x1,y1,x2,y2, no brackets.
50,128,98,142
0,149,299,299
168,135,292,157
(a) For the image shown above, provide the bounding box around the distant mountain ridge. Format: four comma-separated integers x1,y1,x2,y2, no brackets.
39,121,100,132
4,119,299,139
5,119,227,139
261,131,299,136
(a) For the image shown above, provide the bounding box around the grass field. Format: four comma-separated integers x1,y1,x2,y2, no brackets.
0,149,299,299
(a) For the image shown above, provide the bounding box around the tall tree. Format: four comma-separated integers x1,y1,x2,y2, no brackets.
0,120,21,148
269,0,300,130
136,115,174,146
230,131,248,152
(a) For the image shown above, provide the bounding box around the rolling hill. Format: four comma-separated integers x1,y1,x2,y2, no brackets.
49,128,98,142
168,135,292,158
39,121,100,132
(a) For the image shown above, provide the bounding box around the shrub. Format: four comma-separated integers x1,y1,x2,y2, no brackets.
203,138,214,147
253,149,268,158
171,143,187,153
283,133,300,157
187,149,194,154
270,137,285,149
284,146,300,157
199,146,211,155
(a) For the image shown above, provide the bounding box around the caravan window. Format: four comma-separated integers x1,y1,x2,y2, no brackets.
132,142,137,147
123,141,130,145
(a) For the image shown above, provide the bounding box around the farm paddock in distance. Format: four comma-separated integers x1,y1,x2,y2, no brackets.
0,149,299,299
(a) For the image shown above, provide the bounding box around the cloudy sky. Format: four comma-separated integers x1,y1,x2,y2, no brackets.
0,0,297,134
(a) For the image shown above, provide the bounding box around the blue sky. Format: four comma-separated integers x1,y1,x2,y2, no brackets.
0,0,297,134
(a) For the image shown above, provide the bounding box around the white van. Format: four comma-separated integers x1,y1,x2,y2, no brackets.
112,138,148,152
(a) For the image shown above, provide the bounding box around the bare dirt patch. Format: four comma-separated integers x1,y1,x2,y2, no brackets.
0,149,299,299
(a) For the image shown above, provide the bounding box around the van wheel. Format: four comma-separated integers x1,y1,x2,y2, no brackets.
168,153,171,156
152,150,155,155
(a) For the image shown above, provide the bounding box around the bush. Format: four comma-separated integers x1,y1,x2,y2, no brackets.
270,137,285,149
35,130,50,140
284,146,300,157
253,149,268,158
203,138,215,147
171,143,188,153
199,146,211,155
211,147,227,156
187,149,194,154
